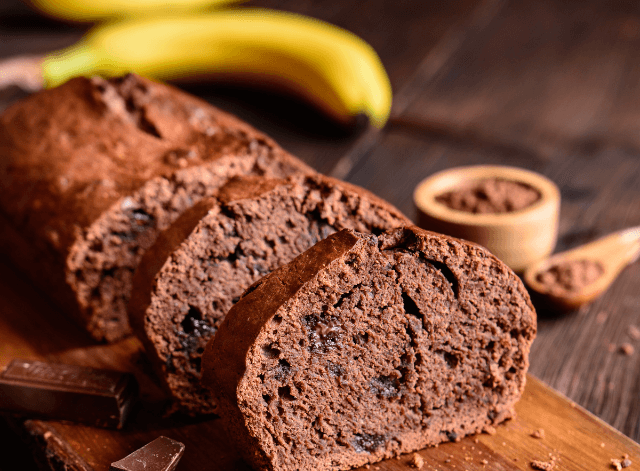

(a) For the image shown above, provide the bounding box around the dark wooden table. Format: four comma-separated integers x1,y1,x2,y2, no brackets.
1,0,639,468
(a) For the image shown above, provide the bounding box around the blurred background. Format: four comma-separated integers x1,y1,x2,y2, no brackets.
1,0,639,468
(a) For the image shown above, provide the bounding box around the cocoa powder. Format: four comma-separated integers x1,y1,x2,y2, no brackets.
436,178,541,214
535,259,604,296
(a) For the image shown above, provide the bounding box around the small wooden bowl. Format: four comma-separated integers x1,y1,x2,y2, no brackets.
414,165,560,272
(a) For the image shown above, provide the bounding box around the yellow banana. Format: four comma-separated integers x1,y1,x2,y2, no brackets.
42,9,392,127
30,0,241,22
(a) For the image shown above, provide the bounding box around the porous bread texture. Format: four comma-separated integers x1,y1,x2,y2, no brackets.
0,74,311,341
129,174,410,415
203,227,536,471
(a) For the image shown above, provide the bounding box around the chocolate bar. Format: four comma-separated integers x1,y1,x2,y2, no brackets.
110,436,185,471
0,359,138,428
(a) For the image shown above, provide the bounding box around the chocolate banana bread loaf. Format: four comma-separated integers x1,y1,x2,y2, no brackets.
0,74,312,341
128,174,410,414
202,227,536,471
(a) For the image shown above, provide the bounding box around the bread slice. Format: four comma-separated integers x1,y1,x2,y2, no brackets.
202,227,536,471
128,174,411,414
0,74,311,341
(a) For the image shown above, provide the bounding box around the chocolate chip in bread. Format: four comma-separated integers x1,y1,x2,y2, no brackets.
129,174,411,414
203,227,536,471
0,74,312,341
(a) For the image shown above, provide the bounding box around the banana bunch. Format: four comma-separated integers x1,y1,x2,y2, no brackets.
31,0,240,21
42,9,392,127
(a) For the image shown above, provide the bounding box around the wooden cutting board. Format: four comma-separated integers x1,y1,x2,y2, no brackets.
0,259,638,471
11,372,640,471
9,370,640,471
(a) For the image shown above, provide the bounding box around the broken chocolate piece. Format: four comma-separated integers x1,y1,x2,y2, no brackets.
0,359,138,428
110,436,185,471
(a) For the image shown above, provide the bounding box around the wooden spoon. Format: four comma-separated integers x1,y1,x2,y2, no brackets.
523,226,640,312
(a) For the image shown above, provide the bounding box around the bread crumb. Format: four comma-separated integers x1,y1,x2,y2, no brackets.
531,459,555,470
409,453,424,469
531,428,545,439
629,325,640,340
474,438,479,444
611,455,632,469
484,425,497,435
596,311,608,324
601,443,606,448
620,343,635,355
481,459,488,466
364,465,370,469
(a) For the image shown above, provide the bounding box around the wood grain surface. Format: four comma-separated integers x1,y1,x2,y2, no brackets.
340,0,640,443
1,255,639,471
1,0,640,468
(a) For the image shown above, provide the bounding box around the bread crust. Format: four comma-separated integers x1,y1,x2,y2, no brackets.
0,74,312,341
203,226,536,471
129,173,411,414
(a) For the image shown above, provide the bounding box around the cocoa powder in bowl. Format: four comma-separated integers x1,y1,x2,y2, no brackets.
436,178,541,214
414,166,560,271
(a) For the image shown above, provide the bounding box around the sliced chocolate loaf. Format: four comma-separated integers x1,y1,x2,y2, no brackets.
202,227,536,471
0,74,311,341
128,174,410,414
